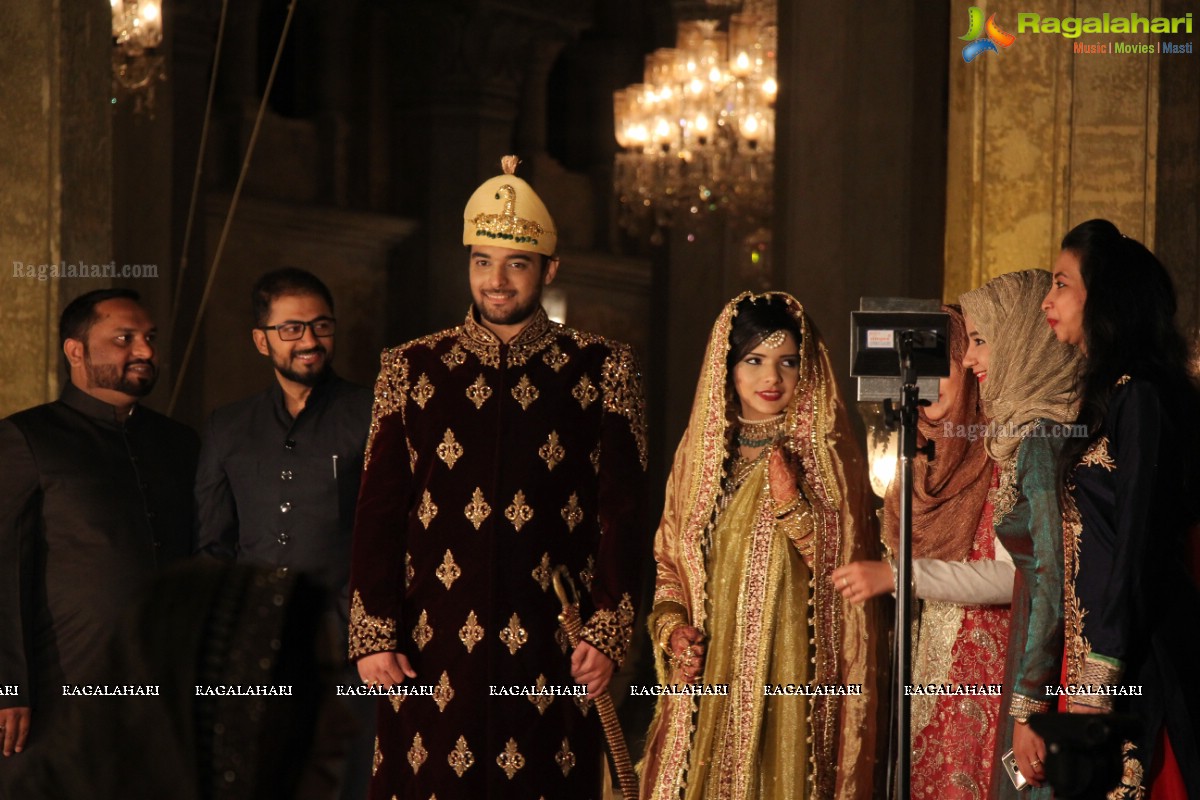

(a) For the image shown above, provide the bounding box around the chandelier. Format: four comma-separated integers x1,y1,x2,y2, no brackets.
111,0,166,114
613,8,777,235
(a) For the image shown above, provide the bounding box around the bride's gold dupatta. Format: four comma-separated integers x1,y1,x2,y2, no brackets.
638,292,882,800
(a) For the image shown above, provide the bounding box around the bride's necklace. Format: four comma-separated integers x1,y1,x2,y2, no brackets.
736,413,784,448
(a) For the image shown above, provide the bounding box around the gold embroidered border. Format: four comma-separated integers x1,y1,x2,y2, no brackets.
580,594,636,665
600,344,649,470
1061,486,1089,693
991,458,1020,528
348,589,397,659
364,347,409,469
1009,692,1051,720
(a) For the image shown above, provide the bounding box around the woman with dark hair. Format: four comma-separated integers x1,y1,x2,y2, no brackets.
835,305,1013,799
1043,219,1200,798
958,270,1082,799
638,293,883,800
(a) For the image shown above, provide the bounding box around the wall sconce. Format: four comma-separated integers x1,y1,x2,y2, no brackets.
111,0,165,114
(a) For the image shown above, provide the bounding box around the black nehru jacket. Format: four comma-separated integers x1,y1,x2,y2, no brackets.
193,374,371,635
0,383,199,717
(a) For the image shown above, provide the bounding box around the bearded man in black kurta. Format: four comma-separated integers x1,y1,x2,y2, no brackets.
348,157,647,799
0,289,198,759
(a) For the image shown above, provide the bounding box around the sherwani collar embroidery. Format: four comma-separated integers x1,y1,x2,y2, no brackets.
461,306,555,367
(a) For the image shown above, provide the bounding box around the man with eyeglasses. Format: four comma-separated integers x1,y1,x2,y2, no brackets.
194,267,374,799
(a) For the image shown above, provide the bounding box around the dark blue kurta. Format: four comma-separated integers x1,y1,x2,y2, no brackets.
1064,377,1200,797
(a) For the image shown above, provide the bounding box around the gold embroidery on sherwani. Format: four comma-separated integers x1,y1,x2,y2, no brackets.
499,613,528,655
554,627,570,654
555,738,576,777
528,674,553,714
543,342,570,372
405,552,414,589
504,491,534,531
538,431,565,471
448,736,475,777
418,491,438,529
589,445,601,474
461,315,502,368
433,671,454,712
466,375,493,409
531,552,552,591
579,555,595,592
560,492,583,532
389,693,404,712
349,590,396,659
511,375,539,410
504,311,554,367
373,736,383,775
497,738,525,779
408,733,427,774
437,429,464,469
436,550,461,589
459,611,484,653
441,342,467,370
411,373,435,409
407,440,418,472
411,610,433,651
572,374,598,409
581,594,636,665
600,344,649,469
464,487,491,530
573,695,591,717
365,347,409,469
1080,436,1115,472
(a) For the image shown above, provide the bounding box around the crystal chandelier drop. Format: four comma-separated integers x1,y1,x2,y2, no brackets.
111,0,166,114
613,7,777,236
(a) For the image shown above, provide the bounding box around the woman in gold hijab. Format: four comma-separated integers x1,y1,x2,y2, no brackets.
638,293,882,800
958,270,1082,799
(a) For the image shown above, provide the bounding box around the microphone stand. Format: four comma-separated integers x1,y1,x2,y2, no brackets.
883,330,933,800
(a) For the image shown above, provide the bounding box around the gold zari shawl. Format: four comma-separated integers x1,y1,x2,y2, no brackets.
638,292,883,800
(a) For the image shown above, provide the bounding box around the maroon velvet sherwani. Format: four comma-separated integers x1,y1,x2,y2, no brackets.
348,307,647,800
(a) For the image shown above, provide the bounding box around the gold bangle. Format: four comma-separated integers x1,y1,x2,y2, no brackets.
655,612,687,655
773,495,801,519
1009,693,1050,721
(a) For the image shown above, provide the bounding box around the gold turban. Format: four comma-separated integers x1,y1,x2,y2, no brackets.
462,155,557,256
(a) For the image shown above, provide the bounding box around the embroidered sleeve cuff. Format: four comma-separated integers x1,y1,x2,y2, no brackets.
653,583,686,606
581,593,636,666
348,589,399,660
1070,654,1125,711
1009,692,1051,720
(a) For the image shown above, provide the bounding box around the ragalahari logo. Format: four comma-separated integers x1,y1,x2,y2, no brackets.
960,6,1017,62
